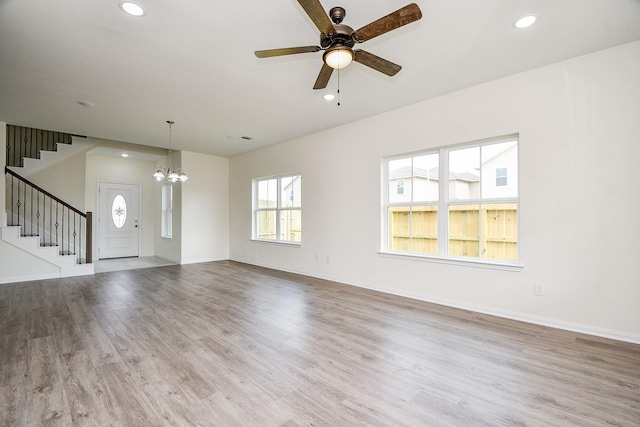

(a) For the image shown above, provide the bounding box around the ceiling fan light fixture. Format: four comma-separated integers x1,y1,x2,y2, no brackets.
324,45,354,69
323,93,335,101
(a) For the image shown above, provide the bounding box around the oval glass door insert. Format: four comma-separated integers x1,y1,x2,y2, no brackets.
112,194,127,228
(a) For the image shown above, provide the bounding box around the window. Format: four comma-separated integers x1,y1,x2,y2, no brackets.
396,180,405,195
112,194,127,228
496,167,508,186
384,136,519,263
253,174,301,243
161,184,172,238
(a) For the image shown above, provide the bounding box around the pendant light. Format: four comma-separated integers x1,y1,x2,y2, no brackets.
153,120,189,183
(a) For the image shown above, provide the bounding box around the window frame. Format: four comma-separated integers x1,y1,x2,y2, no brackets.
252,173,302,245
161,183,172,239
382,135,521,269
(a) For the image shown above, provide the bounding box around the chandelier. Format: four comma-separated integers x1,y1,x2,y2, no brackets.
153,120,189,183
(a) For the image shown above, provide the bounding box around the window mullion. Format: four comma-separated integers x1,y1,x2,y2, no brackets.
438,147,448,256
409,157,414,252
276,177,282,241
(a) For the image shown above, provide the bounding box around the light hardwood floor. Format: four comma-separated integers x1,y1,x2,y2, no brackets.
1,261,639,426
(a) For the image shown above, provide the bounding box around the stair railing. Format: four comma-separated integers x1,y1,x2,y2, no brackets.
6,125,73,168
4,167,92,264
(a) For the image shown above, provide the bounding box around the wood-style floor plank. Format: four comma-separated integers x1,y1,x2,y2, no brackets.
1,260,639,426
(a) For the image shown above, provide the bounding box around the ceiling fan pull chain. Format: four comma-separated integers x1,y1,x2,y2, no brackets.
337,68,341,107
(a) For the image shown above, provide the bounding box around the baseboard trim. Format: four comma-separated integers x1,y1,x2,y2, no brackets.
229,257,640,345
0,272,60,285
181,256,227,265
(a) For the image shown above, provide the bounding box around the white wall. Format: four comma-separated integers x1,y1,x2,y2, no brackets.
28,148,87,210
229,41,640,343
180,151,229,264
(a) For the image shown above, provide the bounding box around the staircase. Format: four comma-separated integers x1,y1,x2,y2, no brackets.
3,125,94,278
1,225,93,277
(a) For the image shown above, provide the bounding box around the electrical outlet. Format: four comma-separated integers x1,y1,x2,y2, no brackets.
314,254,319,262
326,256,332,264
534,282,545,296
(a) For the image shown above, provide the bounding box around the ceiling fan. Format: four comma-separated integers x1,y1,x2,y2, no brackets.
254,0,422,90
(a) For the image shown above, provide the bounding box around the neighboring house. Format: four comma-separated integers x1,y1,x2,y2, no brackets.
388,141,517,201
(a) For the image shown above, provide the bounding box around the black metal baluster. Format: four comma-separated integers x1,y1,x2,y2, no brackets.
22,127,26,167
18,179,22,226
73,213,77,258
30,127,34,159
30,185,34,236
55,201,59,249
49,195,53,246
7,126,11,167
39,130,43,158
15,126,19,167
78,216,82,263
36,189,40,242
61,205,65,255
67,207,70,255
42,191,46,246
10,174,14,225
17,126,19,166
23,178,27,233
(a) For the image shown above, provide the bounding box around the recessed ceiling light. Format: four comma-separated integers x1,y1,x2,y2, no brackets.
323,94,335,101
514,15,537,29
120,1,145,17
121,153,129,158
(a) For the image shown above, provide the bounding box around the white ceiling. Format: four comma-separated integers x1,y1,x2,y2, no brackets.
1,0,639,158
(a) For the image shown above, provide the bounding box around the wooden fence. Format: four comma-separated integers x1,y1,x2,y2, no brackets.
389,203,517,260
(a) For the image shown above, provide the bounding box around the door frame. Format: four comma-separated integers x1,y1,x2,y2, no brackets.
96,181,141,259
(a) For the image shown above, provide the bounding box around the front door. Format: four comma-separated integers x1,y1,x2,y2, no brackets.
98,182,140,259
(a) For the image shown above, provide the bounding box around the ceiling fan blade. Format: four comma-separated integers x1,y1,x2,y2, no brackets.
354,3,422,43
313,63,334,89
354,50,402,76
297,0,335,34
255,46,321,58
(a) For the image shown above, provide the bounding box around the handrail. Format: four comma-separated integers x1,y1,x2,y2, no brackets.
4,166,92,263
5,166,86,217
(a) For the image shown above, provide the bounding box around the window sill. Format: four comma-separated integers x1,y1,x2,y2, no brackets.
378,251,523,271
251,239,302,248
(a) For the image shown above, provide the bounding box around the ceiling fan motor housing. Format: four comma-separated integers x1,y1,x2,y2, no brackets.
320,23,355,48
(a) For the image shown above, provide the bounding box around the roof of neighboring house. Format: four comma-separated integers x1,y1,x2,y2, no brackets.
389,166,479,182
